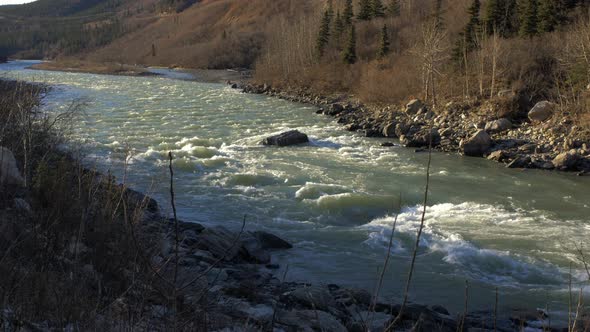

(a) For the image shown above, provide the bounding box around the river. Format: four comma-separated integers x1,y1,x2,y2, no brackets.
2,60,589,320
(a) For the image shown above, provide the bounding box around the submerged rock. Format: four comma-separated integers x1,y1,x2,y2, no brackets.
262,130,309,147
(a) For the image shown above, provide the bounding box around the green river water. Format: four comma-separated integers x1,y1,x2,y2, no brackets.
2,60,589,320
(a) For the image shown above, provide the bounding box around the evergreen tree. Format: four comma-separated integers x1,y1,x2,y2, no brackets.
464,0,481,51
388,0,401,16
372,0,386,18
332,10,344,49
484,0,504,34
519,0,538,37
378,24,390,57
316,9,332,57
358,0,373,20
343,0,354,26
537,0,558,33
327,0,335,20
342,25,357,64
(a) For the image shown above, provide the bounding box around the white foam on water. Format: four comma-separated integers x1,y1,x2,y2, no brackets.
361,202,588,288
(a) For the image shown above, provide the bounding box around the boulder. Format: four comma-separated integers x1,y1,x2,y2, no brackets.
401,128,440,148
507,156,532,169
382,122,397,137
195,226,242,261
286,286,336,311
262,130,309,147
325,103,344,116
252,231,292,249
528,101,555,123
0,147,24,188
461,130,492,157
405,99,425,115
484,118,512,133
277,309,346,332
552,151,580,171
487,150,510,162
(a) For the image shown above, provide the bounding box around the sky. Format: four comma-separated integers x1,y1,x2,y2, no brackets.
0,0,36,5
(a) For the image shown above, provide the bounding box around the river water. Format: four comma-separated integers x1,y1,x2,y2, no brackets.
2,60,589,319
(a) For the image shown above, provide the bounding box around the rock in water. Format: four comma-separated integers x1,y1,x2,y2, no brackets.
0,147,25,187
461,130,492,157
484,118,512,134
382,122,397,137
528,101,554,123
262,130,309,147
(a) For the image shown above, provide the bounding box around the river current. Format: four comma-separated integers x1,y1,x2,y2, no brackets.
2,60,589,318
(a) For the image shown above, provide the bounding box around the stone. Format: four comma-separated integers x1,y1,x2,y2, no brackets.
240,234,271,264
252,231,292,249
326,103,344,116
196,226,242,261
487,150,509,162
528,101,554,123
552,151,580,171
262,130,309,147
382,122,397,137
461,130,492,157
484,118,512,134
0,147,24,188
287,286,336,311
401,128,440,148
405,99,425,115
277,309,346,332
507,156,532,169
395,122,410,137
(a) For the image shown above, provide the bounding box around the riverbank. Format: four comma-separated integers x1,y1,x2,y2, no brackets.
239,83,590,175
0,79,573,331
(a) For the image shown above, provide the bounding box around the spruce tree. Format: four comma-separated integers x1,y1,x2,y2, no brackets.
327,0,335,20
334,10,344,40
378,24,390,57
342,25,357,64
433,0,445,31
372,0,386,18
358,0,373,20
537,0,558,33
316,9,332,57
484,0,504,34
464,0,481,51
519,0,538,37
388,0,401,16
343,0,354,26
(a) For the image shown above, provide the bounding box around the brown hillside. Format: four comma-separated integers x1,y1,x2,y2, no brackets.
84,0,317,69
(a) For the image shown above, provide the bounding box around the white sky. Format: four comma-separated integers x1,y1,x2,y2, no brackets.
0,0,36,5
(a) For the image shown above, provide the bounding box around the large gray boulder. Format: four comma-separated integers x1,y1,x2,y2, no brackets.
405,99,425,115
461,130,492,157
0,147,24,187
262,130,309,147
484,118,512,133
528,101,555,123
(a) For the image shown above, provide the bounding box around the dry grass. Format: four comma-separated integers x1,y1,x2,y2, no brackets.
30,59,152,76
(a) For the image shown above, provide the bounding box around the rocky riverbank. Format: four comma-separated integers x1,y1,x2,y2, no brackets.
240,83,590,175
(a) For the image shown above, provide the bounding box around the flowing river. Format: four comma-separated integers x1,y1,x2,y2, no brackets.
2,60,589,319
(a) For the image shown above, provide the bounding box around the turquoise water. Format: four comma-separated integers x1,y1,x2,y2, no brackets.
2,60,589,318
